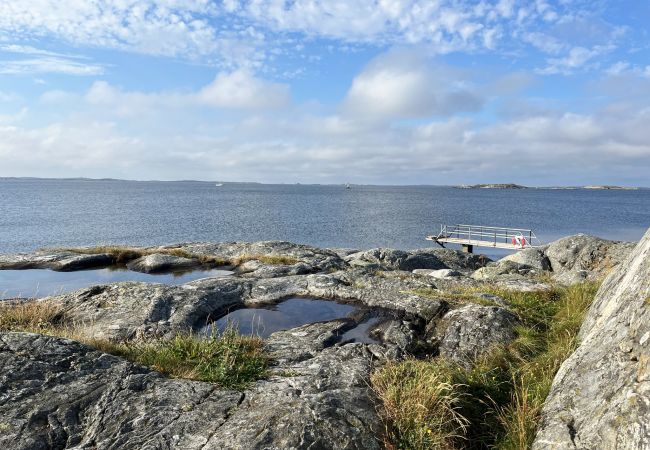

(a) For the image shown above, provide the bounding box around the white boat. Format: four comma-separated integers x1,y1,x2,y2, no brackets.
345,183,351,189
215,183,223,187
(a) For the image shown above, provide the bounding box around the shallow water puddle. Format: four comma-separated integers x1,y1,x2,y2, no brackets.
0,267,233,299
204,297,380,343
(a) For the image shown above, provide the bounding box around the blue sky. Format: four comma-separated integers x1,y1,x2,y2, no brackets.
0,0,649,185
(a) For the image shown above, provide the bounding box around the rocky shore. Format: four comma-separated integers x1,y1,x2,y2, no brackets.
0,232,645,449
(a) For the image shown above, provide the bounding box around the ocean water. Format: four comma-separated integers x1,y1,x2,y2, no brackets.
0,267,232,299
1,179,649,255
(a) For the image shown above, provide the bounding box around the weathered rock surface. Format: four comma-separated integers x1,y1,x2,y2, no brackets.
0,330,382,449
544,234,635,284
0,234,641,449
126,253,200,273
499,247,551,271
50,268,446,342
346,248,490,272
177,240,346,272
533,227,650,449
484,234,635,286
429,304,520,366
0,251,114,271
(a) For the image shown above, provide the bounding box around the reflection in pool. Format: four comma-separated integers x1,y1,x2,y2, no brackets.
205,297,380,343
0,267,233,299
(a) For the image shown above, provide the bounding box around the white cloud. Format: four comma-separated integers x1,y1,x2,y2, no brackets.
2,95,649,185
197,69,290,109
0,0,572,65
73,70,290,114
0,56,104,75
0,44,88,59
0,1,219,57
605,61,650,79
343,51,483,119
538,45,613,75
522,31,565,54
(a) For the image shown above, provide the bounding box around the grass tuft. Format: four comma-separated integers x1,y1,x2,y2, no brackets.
372,281,599,449
372,359,469,450
107,327,267,389
0,300,267,389
0,300,63,332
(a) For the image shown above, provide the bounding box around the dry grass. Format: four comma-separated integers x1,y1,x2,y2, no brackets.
372,282,600,450
0,299,63,333
372,359,469,450
232,254,299,266
52,246,299,267
51,245,230,266
0,299,267,389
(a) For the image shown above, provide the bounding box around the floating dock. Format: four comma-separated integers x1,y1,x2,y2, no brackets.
427,224,541,253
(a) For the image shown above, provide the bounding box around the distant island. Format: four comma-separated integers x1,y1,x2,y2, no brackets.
583,185,639,190
456,183,527,189
455,183,641,190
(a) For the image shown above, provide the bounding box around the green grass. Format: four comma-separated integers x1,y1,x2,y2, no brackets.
372,359,468,450
106,328,267,389
372,282,599,449
0,300,267,390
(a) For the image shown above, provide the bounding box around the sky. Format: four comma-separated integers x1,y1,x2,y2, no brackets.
0,0,649,186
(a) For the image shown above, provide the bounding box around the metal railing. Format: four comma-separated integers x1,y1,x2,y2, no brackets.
435,224,542,248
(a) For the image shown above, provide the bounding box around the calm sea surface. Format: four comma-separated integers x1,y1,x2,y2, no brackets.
1,179,649,256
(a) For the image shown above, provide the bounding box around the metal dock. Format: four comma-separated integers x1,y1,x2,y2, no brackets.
427,224,541,253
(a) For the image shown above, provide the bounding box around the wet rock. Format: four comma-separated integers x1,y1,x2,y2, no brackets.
0,331,382,450
126,253,200,273
264,320,351,365
533,227,650,449
430,304,520,366
0,251,114,271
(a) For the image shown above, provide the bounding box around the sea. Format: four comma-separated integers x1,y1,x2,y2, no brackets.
1,178,649,257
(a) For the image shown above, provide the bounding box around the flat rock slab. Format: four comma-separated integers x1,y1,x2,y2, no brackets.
0,331,382,450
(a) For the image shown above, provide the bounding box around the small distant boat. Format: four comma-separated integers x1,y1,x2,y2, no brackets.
345,183,351,189
215,183,223,187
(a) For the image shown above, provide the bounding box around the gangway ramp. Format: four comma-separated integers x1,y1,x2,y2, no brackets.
426,224,541,253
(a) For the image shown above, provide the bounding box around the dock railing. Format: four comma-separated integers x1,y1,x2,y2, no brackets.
428,224,542,250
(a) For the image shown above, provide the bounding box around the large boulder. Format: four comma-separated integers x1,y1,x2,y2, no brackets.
533,227,650,449
544,234,634,283
429,304,520,366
